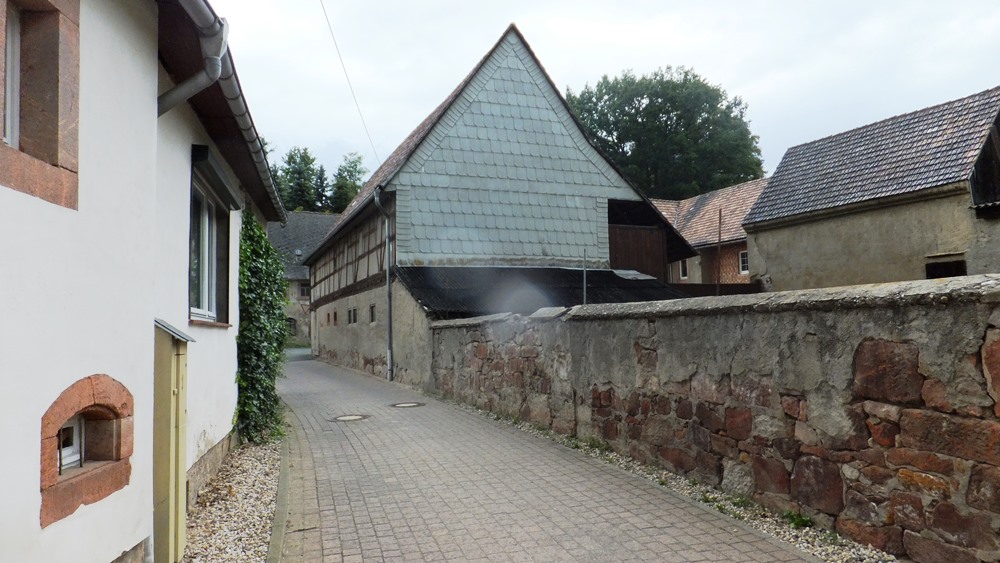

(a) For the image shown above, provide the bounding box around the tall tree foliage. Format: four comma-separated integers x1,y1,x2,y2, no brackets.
331,152,368,213
275,147,320,211
236,215,287,442
270,147,366,213
566,67,764,199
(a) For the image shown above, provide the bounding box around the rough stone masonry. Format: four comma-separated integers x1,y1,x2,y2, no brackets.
427,275,1000,563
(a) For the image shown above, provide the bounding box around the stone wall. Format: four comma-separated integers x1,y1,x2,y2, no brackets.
428,275,1000,563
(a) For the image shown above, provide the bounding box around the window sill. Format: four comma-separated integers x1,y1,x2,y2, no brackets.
0,143,78,208
41,458,130,527
189,319,232,329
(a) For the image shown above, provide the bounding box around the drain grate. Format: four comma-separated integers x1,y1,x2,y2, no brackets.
390,402,424,408
332,414,369,422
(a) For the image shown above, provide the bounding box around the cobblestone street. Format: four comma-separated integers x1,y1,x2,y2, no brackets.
276,357,816,562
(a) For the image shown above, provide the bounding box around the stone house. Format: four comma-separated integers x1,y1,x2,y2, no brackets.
744,86,1000,291
653,177,767,285
0,1,284,562
267,211,339,343
303,24,694,384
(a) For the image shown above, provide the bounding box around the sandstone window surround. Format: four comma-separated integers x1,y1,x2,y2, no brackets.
0,0,79,209
40,374,134,528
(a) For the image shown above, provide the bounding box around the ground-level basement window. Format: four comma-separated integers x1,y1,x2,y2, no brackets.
926,260,967,279
40,374,134,527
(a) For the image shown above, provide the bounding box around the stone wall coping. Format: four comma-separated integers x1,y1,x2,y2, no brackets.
430,312,514,329
565,275,1000,321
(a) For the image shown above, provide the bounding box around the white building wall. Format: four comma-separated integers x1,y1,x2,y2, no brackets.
0,1,158,561
154,100,242,467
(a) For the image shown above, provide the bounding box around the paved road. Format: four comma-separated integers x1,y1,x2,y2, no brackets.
277,357,816,562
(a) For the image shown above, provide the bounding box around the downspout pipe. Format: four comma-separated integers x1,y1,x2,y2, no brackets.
157,1,228,116
159,0,285,221
374,185,394,382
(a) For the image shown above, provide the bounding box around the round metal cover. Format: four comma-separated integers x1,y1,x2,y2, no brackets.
390,402,424,408
332,414,368,422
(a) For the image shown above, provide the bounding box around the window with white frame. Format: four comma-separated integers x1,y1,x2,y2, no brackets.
190,184,218,319
3,2,21,147
739,251,749,274
679,258,689,279
58,415,83,472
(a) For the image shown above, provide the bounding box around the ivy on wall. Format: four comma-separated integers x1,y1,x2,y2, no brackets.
236,213,287,442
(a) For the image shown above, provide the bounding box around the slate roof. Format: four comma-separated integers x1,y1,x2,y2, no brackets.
396,266,688,317
267,212,339,280
745,86,1000,226
307,24,694,265
653,178,767,248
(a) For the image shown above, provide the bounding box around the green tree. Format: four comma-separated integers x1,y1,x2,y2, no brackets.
275,147,320,211
314,165,332,210
331,152,367,213
236,215,287,442
567,67,763,199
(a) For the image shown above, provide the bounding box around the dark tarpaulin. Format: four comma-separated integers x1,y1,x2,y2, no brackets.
396,266,688,317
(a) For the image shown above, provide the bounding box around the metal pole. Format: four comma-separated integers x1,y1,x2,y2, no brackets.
582,248,587,305
374,186,393,382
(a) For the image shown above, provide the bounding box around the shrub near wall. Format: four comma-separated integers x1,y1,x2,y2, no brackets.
429,276,1000,563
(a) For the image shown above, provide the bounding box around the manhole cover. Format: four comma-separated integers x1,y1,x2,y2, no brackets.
390,402,424,408
332,415,369,422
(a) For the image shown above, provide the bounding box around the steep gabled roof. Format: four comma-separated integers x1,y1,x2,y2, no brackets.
267,212,339,279
745,86,1000,227
306,23,695,265
653,178,767,248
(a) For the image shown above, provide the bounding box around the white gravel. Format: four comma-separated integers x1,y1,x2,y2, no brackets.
183,440,281,563
464,405,898,563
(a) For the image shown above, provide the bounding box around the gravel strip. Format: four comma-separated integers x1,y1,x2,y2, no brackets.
454,402,897,563
183,440,281,563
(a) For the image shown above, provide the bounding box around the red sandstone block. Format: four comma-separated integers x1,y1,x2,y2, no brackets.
889,491,925,531
981,328,1000,415
40,437,59,490
885,447,954,475
790,456,844,515
694,403,724,432
928,502,996,550
920,379,953,413
710,434,738,458
835,520,903,555
750,455,789,494
725,407,753,441
852,339,923,405
902,530,979,563
967,463,1000,514
860,465,895,485
899,409,1000,466
675,399,693,420
898,468,952,499
866,419,900,448
118,416,134,459
659,447,695,473
654,395,671,416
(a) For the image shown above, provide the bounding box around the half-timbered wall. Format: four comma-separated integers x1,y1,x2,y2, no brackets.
311,201,395,307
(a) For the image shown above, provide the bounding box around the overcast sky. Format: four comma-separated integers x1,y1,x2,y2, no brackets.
209,0,1000,183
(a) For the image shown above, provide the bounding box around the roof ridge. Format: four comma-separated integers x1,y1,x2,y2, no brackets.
782,85,1000,154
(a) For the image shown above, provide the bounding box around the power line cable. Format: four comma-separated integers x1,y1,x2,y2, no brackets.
318,0,381,166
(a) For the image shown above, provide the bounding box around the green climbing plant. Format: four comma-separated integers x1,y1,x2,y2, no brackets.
236,213,287,442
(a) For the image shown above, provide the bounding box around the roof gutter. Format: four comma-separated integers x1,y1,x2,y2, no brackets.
157,0,286,222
